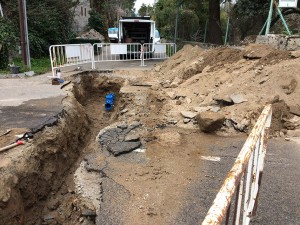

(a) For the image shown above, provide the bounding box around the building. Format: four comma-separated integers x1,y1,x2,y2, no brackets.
73,0,91,33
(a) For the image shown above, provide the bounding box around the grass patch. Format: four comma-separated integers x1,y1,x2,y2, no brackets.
0,57,51,75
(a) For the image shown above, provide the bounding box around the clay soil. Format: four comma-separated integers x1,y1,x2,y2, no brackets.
0,44,300,225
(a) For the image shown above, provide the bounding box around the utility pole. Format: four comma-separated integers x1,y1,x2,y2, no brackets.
0,3,3,17
18,0,31,69
174,0,179,44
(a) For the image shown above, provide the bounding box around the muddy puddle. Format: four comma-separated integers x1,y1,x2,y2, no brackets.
0,71,244,225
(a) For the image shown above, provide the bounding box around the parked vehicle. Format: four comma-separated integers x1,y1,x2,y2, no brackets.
108,27,118,43
118,16,156,58
154,29,161,43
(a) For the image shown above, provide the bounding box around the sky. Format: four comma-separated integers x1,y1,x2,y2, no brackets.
134,0,155,11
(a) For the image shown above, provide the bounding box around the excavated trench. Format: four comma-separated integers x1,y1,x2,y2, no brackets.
1,71,253,225
0,72,127,225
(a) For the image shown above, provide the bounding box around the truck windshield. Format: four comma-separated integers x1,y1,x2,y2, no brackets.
108,28,118,34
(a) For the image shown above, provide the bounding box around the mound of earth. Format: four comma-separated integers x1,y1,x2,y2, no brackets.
141,44,300,136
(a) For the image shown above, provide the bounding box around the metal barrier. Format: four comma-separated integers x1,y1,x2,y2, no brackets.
92,43,143,69
50,43,177,72
49,44,93,77
202,104,272,225
142,43,177,62
92,43,177,68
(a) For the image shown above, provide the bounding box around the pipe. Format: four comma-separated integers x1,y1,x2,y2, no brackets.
105,93,115,111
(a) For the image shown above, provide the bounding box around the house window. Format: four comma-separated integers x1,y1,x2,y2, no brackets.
81,6,83,16
85,8,86,17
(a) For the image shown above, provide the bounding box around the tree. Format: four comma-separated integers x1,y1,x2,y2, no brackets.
88,9,106,34
231,0,269,39
0,17,17,68
1,0,79,57
207,0,223,44
138,3,154,17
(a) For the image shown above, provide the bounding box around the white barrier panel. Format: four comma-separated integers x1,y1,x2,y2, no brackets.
279,0,298,8
49,42,177,72
142,43,177,61
49,44,93,77
92,43,143,69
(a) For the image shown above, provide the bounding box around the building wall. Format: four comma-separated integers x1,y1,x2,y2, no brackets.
73,0,91,33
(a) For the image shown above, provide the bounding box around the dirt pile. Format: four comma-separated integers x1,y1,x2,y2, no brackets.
146,44,300,136
0,44,300,225
77,29,105,41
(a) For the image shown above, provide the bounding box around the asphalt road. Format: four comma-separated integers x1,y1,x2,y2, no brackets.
173,137,300,225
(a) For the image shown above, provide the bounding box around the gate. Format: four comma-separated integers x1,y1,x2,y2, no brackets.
49,44,93,77
142,43,177,60
92,43,143,69
202,104,272,225
49,43,177,72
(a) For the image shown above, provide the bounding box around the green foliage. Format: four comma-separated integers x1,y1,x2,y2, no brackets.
0,44,9,70
0,57,51,75
178,9,199,40
234,0,269,18
138,4,154,17
0,17,18,69
231,0,269,38
88,9,105,34
2,0,78,58
154,0,208,41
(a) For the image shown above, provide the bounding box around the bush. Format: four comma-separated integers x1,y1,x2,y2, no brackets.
0,44,9,70
88,9,106,34
0,17,18,69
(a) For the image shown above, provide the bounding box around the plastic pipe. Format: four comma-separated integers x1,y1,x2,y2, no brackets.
105,93,115,111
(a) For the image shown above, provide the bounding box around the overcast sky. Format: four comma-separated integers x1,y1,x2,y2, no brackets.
134,0,155,11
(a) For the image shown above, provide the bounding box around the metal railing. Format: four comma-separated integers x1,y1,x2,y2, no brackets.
49,43,177,72
142,43,177,61
92,43,143,69
49,44,93,77
202,104,272,225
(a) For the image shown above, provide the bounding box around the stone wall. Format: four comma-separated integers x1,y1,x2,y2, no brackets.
73,0,91,33
256,34,300,50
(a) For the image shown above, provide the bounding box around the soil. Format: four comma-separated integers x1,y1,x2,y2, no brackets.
0,43,300,225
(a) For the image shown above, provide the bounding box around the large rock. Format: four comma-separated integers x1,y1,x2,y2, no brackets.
290,105,300,117
196,112,225,132
286,129,300,137
213,95,233,106
290,50,300,58
180,111,197,119
107,141,141,156
243,44,275,59
230,93,248,104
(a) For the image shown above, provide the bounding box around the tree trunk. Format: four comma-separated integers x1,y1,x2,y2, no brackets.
207,0,223,45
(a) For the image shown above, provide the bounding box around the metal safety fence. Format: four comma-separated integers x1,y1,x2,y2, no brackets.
142,43,177,60
92,43,142,69
49,43,176,74
49,44,93,77
202,104,272,225
92,43,177,68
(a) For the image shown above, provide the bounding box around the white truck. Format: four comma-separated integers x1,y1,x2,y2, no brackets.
118,16,157,58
